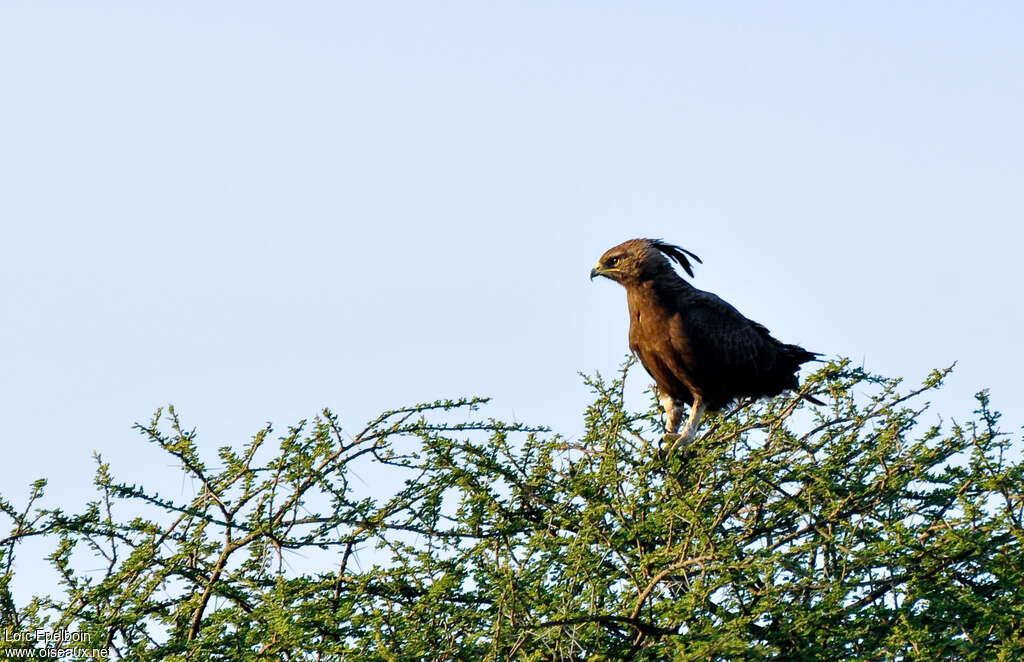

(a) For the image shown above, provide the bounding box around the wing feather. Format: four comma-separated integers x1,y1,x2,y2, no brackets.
667,289,773,381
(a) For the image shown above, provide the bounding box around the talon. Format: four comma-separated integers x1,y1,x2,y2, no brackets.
666,428,695,455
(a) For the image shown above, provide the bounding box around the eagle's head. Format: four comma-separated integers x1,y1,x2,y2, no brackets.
590,238,702,286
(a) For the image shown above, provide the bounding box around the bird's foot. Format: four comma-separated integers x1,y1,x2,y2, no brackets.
659,431,693,459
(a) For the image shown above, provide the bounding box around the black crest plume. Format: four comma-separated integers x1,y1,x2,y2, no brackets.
650,239,703,278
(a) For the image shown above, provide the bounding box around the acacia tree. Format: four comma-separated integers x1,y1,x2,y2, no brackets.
2,359,1022,660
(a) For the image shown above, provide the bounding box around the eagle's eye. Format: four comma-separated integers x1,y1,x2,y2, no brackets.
607,256,620,267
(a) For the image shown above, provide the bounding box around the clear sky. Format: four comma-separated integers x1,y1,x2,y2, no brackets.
2,3,1022,600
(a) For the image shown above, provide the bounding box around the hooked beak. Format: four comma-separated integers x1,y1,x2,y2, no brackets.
590,267,602,281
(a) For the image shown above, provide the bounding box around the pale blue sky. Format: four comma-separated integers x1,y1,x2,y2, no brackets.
2,3,1022,599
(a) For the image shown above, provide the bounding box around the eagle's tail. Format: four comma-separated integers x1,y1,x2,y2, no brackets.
801,392,826,406
784,345,821,366
780,344,825,405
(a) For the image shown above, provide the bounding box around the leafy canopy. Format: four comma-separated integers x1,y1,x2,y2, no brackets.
2,359,1022,660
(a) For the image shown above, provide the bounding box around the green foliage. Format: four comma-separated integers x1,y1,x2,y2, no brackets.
2,360,1023,660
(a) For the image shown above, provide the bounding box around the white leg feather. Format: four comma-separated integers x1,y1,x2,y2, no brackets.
659,391,683,434
668,397,705,455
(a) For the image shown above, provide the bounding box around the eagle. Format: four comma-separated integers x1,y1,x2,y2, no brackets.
591,238,821,450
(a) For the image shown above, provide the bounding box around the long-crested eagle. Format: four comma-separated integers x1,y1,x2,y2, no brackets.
591,238,821,450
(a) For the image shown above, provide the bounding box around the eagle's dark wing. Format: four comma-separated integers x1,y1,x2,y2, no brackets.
674,290,767,366
665,289,785,408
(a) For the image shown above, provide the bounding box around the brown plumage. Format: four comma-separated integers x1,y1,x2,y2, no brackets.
591,238,821,448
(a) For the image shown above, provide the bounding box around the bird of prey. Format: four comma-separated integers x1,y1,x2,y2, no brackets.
591,238,821,450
